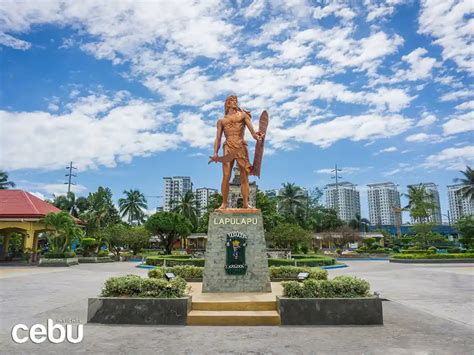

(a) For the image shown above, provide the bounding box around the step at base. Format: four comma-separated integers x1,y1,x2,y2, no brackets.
187,310,281,326
192,301,276,311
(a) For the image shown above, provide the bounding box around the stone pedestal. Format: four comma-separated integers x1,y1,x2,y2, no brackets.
202,210,271,292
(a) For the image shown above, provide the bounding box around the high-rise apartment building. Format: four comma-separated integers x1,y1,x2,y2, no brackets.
407,183,442,224
367,182,401,226
163,176,193,212
447,184,474,222
195,187,218,217
324,182,361,222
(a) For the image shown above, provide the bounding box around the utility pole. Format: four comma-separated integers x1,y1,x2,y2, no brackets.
331,164,342,217
64,161,77,194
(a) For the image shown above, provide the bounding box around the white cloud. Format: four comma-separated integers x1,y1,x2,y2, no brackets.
405,132,441,142
440,89,474,102
271,114,413,149
442,111,474,135
0,92,179,171
365,0,408,21
177,113,215,149
0,32,31,50
422,145,474,170
455,101,474,111
419,0,474,74
379,146,398,153
416,113,437,127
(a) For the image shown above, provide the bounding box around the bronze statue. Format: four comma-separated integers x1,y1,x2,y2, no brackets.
209,95,268,210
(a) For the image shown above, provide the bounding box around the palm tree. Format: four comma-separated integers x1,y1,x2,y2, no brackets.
277,183,305,216
118,189,148,225
349,213,370,232
52,192,89,217
172,191,197,226
454,166,474,201
0,171,15,189
404,184,437,224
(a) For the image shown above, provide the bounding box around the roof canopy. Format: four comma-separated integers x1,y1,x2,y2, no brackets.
0,190,61,219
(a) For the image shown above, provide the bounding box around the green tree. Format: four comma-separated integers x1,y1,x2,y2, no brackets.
404,185,437,224
195,193,223,233
455,215,474,248
42,211,82,253
454,166,474,201
125,226,151,255
52,192,89,218
145,212,192,254
411,223,446,249
98,224,128,256
256,191,283,231
266,222,311,250
0,171,15,189
80,187,121,234
118,189,148,225
277,183,306,218
349,213,370,232
309,207,345,232
172,191,198,227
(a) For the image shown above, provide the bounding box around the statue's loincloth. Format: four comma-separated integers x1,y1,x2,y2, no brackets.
223,138,252,173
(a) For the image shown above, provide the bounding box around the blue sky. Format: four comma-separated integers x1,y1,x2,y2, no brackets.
0,0,473,221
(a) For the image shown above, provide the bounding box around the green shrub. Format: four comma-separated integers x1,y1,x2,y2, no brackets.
268,256,335,267
97,250,110,257
428,246,437,252
81,237,98,256
148,265,203,280
100,274,187,298
269,266,328,280
282,276,371,298
44,251,76,259
392,253,474,259
75,247,84,255
146,256,204,267
400,249,434,254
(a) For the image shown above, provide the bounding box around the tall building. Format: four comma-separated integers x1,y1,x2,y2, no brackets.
163,176,193,212
447,184,474,222
195,187,218,217
407,183,442,224
228,167,257,208
367,182,401,226
324,182,361,222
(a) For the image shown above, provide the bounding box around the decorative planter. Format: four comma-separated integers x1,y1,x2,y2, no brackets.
78,256,114,263
38,257,79,267
390,258,474,264
277,296,383,325
87,297,192,325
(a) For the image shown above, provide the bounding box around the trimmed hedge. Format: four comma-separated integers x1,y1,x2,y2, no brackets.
100,274,187,298
282,276,371,298
268,256,335,267
148,265,203,280
146,256,205,267
97,250,110,257
399,249,434,254
392,253,474,259
44,251,76,259
269,266,327,280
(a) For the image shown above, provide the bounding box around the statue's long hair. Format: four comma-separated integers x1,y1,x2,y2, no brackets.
224,95,238,115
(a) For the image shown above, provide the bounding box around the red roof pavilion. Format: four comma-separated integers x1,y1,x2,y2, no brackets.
0,190,62,219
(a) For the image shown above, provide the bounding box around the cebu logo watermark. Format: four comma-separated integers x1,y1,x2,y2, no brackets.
12,319,83,344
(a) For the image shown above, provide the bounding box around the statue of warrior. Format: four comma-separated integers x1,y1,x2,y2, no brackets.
209,95,268,210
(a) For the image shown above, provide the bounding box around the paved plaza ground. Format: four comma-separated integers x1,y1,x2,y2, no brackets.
0,260,473,354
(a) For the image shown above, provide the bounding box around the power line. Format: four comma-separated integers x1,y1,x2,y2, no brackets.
64,161,77,194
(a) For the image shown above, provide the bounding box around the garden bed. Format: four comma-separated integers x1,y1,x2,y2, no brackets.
277,297,383,325
390,253,474,263
87,297,191,325
38,257,79,267
390,258,474,263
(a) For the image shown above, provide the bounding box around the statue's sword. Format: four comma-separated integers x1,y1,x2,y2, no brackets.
208,153,236,164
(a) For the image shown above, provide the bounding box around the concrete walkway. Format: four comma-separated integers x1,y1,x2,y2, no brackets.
0,261,473,354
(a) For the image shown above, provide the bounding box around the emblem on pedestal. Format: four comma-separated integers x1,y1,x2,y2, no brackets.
225,231,248,275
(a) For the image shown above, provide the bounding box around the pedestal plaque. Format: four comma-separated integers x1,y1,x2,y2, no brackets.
202,210,271,292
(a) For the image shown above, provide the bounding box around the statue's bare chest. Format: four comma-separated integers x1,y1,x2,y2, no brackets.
222,114,244,131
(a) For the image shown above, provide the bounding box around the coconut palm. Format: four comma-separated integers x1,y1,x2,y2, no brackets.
454,166,474,201
52,192,89,217
277,183,305,216
349,213,370,232
404,184,437,224
0,171,15,189
172,190,197,226
118,189,148,225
